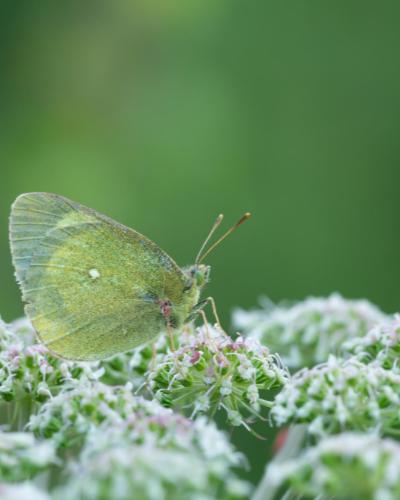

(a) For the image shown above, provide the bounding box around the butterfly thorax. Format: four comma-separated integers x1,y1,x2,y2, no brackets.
181,263,210,317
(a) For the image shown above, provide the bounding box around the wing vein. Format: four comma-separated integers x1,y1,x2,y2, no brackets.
12,207,61,218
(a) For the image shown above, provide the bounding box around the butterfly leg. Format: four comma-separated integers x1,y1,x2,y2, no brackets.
151,342,157,371
190,297,229,337
166,322,176,352
202,296,228,335
205,297,222,330
198,309,210,338
187,299,208,322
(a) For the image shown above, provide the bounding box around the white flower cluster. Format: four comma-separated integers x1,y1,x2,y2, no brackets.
28,372,251,498
0,315,251,499
5,291,396,499
265,433,400,499
272,356,400,436
28,378,139,449
29,378,190,450
0,431,56,482
0,315,172,409
54,415,250,500
147,324,288,429
343,314,400,370
234,293,388,370
0,317,93,406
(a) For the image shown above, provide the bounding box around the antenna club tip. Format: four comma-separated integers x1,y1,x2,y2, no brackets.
236,212,252,227
197,211,251,263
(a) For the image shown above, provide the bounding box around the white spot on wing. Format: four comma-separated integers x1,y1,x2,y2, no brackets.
89,268,100,280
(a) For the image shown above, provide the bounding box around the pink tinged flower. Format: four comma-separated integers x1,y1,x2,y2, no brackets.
11,356,21,368
205,366,215,377
216,353,230,368
7,344,21,358
26,344,48,357
25,346,36,357
230,338,245,351
190,351,201,365
35,344,49,355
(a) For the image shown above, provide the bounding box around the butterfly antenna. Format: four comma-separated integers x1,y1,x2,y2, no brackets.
198,212,251,263
195,214,224,265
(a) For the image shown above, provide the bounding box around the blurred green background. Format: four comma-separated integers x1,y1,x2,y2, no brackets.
1,0,400,484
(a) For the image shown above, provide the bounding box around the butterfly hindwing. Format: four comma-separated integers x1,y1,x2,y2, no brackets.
9,193,189,360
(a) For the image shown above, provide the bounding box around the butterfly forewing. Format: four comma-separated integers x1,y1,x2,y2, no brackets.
9,193,188,360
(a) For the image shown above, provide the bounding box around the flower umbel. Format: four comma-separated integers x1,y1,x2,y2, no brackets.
54,413,250,500
0,318,93,407
0,431,56,482
147,325,287,428
342,314,400,371
265,433,400,499
272,355,400,436
234,293,388,370
29,378,163,450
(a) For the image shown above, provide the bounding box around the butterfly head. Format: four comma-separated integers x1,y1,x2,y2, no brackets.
186,263,211,289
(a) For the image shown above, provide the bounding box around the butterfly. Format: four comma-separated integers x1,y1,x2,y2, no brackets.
9,193,250,361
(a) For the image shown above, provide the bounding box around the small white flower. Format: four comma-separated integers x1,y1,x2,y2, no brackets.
220,378,232,396
227,410,243,426
236,354,255,380
194,394,210,413
247,384,259,406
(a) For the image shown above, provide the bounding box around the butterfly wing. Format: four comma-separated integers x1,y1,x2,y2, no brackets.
9,192,189,360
